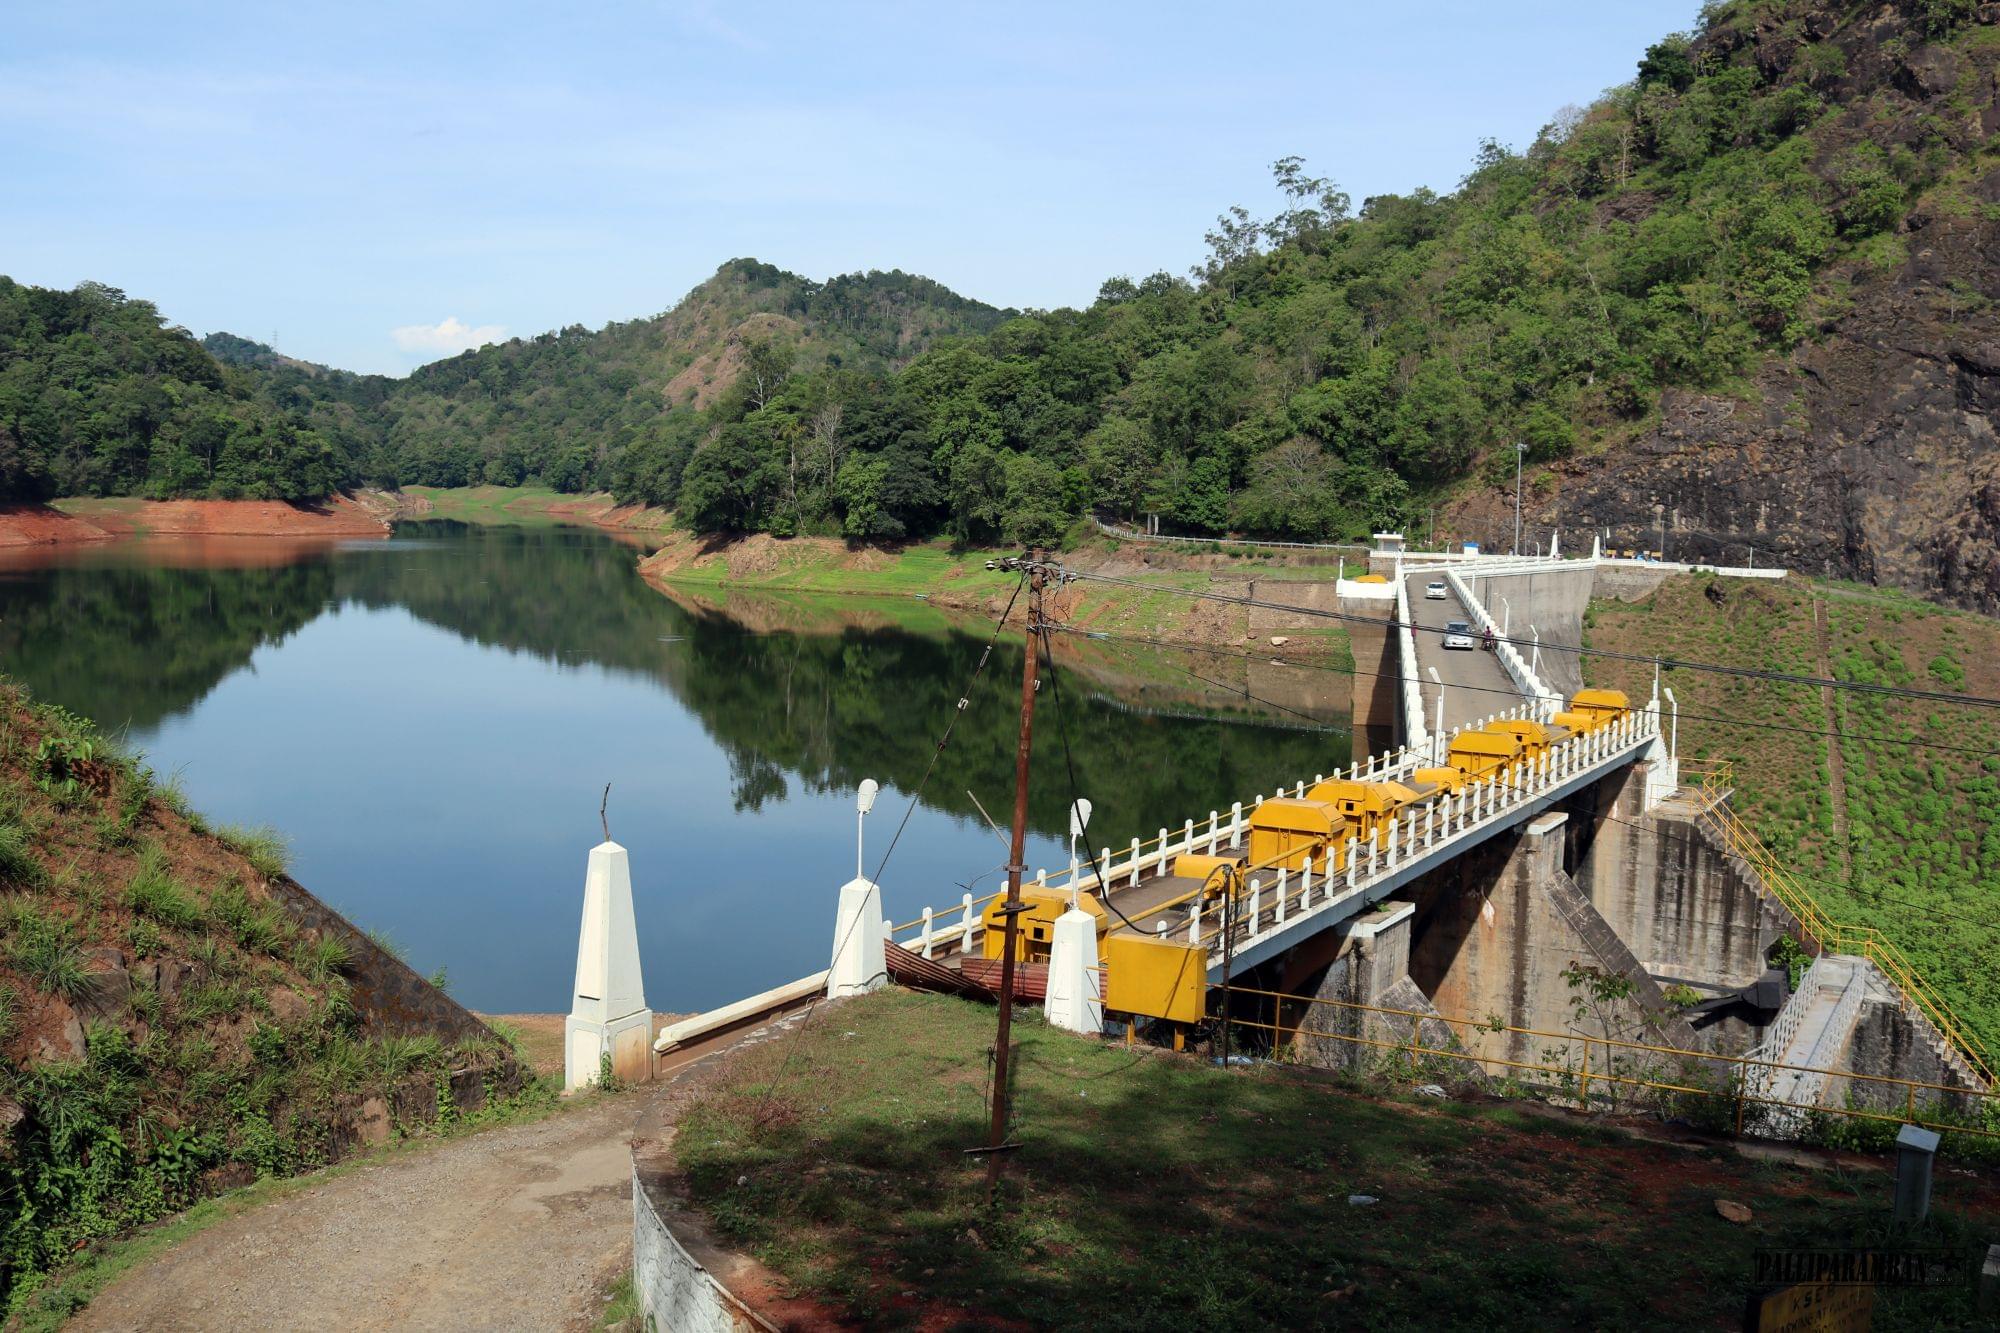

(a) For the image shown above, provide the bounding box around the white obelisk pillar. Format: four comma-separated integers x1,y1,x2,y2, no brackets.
564,841,650,1091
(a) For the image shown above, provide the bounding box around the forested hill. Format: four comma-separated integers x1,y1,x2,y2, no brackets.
12,2,2000,606
362,259,1015,492
0,261,1009,506
586,0,2000,571
0,280,357,501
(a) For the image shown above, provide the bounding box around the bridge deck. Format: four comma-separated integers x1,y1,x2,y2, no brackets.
1405,571,1525,733
897,709,1665,989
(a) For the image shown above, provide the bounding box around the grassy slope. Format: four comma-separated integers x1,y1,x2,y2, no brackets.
676,990,1998,1331
1584,575,2000,1058
0,685,545,1317
640,526,1357,669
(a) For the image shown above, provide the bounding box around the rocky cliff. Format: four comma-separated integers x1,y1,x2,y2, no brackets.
1542,5,2000,609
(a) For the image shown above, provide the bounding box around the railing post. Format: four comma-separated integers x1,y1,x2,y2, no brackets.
1036,868,1047,889
961,892,975,950
1206,812,1219,855
1347,837,1359,889
1188,902,1201,944
1130,837,1142,887
1368,836,1380,878
1248,877,1261,930
921,907,935,959
1301,855,1314,903
1386,816,1398,863
1314,773,1323,786
1099,847,1111,888
1159,827,1170,862
1295,780,1306,798
1230,802,1242,838
1183,818,1194,852
1276,868,1288,924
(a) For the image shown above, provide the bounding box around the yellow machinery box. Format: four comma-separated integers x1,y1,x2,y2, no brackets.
1172,853,1241,896
1104,933,1208,1023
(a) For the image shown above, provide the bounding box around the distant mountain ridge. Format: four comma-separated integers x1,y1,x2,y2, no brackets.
193,258,1015,492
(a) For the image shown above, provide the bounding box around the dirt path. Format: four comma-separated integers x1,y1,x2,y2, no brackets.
70,1093,642,1333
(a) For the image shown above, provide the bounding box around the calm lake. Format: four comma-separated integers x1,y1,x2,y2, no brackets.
1,522,1350,1013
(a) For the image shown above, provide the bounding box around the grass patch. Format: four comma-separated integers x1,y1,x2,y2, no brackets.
676,990,1999,1331
215,824,289,880
0,898,92,1001
122,846,204,931
0,820,43,886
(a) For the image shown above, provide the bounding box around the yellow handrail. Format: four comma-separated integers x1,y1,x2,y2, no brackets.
1221,982,2000,1140
1687,764,1994,1087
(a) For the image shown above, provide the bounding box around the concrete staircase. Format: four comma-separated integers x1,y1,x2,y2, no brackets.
1542,868,1702,1050
1747,955,1868,1136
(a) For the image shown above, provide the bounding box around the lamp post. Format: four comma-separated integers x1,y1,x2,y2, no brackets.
855,778,879,880
1066,798,1093,908
1427,667,1445,766
1513,441,1526,555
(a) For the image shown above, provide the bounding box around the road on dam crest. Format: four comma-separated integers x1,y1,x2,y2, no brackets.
1404,573,1525,736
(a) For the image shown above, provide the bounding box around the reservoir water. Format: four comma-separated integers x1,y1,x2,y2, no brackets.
0,522,1351,1013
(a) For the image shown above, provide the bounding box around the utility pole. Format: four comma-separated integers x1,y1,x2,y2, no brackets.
1513,441,1526,556
985,550,1046,1202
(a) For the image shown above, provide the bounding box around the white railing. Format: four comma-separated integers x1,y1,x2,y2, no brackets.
1197,705,1661,956
1393,569,1430,755
891,699,1665,962
1441,566,1556,719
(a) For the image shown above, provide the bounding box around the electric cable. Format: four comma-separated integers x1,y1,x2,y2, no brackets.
1043,623,2000,762
748,568,1028,1126
1047,564,2000,713
1592,810,1999,932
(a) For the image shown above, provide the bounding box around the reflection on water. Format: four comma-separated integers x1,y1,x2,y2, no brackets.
0,523,1351,1011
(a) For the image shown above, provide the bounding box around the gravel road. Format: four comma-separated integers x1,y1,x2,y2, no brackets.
70,1092,643,1332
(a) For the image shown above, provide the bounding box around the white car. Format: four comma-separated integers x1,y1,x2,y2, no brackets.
1424,580,1448,600
1442,621,1474,650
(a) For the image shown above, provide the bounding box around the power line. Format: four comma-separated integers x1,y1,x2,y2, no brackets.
1044,623,2000,762
749,571,1028,1127
1048,564,2000,713
1595,811,1998,933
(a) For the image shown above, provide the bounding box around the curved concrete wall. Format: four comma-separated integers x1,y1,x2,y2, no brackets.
630,1096,776,1332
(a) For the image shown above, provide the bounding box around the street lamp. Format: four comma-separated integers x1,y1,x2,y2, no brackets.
1066,798,1093,907
855,778,880,881
1513,441,1527,556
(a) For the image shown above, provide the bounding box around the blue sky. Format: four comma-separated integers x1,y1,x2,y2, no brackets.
3,2,1698,375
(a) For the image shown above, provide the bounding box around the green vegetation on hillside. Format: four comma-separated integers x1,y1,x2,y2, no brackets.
1584,575,2000,1059
0,686,540,1316
0,281,366,503
13,1,1992,546
675,989,1996,1331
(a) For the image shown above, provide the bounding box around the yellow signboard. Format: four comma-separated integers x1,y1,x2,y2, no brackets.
1748,1279,1876,1332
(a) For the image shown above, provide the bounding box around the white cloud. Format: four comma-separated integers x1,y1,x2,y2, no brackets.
390,316,506,354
